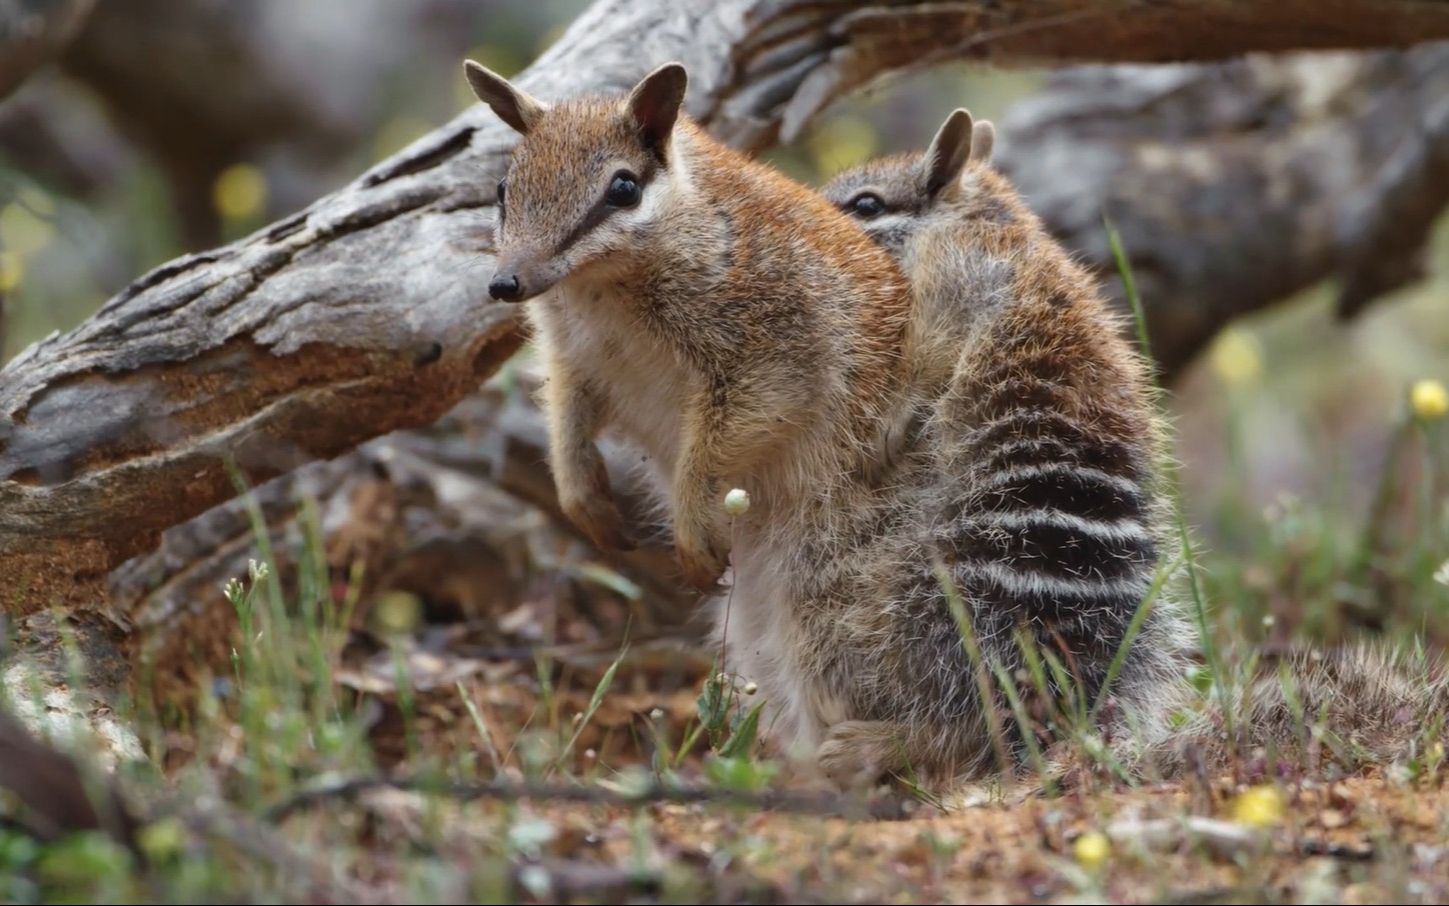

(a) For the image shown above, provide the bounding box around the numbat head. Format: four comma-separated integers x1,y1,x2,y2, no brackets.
823,108,997,260
465,60,689,304
822,109,1032,388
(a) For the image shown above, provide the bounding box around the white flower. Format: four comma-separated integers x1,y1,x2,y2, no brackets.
1435,560,1449,588
723,488,751,516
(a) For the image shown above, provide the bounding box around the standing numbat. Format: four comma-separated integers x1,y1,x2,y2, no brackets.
462,60,928,776
463,59,912,591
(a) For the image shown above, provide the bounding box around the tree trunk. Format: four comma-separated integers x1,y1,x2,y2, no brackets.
4,0,1449,620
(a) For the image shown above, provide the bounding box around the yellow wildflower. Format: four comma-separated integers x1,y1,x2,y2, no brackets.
1230,784,1285,828
1410,379,1448,421
1072,831,1110,871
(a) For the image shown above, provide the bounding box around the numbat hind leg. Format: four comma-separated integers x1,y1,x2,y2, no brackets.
816,720,913,790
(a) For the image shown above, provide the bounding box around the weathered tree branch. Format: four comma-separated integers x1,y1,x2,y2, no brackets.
1000,44,1449,376
113,383,697,703
5,0,1449,619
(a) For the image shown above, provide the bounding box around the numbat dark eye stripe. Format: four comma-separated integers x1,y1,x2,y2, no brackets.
556,160,658,255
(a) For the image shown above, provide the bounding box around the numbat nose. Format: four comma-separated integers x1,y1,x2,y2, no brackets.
488,274,523,302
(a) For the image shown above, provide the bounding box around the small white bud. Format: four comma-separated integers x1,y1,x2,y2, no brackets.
1261,614,1276,628
572,712,584,725
584,748,597,760
649,707,665,721
723,488,751,516
743,681,758,696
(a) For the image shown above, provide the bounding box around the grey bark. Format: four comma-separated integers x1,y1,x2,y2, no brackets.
1001,44,1449,376
4,0,1449,624
114,383,697,704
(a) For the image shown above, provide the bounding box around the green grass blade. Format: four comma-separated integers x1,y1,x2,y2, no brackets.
1091,550,1184,721
555,643,626,775
1104,215,1151,364
935,558,1015,780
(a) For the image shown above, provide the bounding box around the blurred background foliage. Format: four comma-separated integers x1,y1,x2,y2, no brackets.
1,0,1446,642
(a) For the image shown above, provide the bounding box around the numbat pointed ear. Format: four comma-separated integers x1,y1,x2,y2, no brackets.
626,62,688,162
463,60,547,135
921,108,975,198
969,119,996,166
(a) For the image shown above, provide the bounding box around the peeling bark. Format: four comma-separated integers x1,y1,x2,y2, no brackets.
112,383,697,704
1000,44,1449,376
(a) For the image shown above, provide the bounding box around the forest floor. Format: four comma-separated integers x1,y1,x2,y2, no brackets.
6,587,1449,905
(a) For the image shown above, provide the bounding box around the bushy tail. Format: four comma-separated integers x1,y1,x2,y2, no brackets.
1121,640,1449,779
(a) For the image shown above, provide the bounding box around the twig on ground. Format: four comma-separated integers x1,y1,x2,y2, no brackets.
263,776,917,824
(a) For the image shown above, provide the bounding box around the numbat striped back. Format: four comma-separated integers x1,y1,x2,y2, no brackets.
814,110,1193,788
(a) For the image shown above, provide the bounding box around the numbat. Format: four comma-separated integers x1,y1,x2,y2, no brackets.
817,110,1192,785
463,60,910,592
465,60,1187,790
820,110,1449,785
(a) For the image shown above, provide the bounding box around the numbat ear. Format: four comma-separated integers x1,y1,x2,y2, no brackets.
969,120,996,166
921,108,975,198
626,62,688,162
463,60,547,135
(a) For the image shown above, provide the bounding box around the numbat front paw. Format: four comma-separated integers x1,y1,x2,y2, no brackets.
674,505,730,588
677,545,728,589
562,495,636,552
676,535,728,589
816,721,906,791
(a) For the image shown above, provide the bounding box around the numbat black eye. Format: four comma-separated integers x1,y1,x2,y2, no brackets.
496,179,506,205
849,193,886,218
605,171,641,208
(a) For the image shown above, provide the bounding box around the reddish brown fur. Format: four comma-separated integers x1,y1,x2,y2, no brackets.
466,60,912,603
